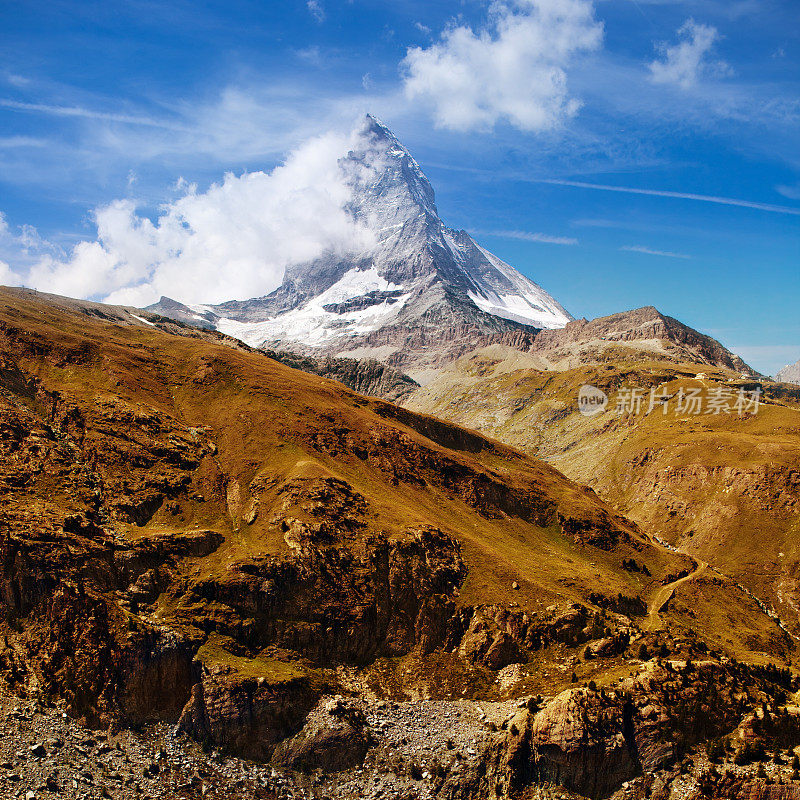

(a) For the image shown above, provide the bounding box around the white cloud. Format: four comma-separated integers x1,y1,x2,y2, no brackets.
0,136,46,149
5,125,382,307
401,0,603,132
621,245,691,259
307,0,325,23
0,212,61,275
649,19,732,89
0,261,20,285
776,183,800,201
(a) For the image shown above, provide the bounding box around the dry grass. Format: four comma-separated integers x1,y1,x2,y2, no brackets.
405,348,800,651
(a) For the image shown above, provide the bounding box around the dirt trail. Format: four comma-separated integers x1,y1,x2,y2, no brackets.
645,560,707,630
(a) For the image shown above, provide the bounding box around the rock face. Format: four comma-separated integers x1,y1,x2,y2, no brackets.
497,659,792,799
177,669,318,762
192,514,469,664
146,115,572,379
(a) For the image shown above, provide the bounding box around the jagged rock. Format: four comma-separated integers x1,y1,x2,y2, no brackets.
270,701,372,772
190,517,467,665
458,610,526,670
177,671,317,761
493,659,770,799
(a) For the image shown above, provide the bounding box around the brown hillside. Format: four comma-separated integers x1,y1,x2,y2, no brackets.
1,286,735,737
0,287,797,800
405,348,800,635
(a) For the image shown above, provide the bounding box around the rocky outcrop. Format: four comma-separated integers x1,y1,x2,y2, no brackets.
186,513,468,664
493,659,792,799
452,604,596,671
270,696,373,772
177,667,318,761
263,350,420,402
629,462,800,518
531,306,754,373
559,510,629,550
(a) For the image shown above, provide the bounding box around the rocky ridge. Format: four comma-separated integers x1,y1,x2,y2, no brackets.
527,306,756,374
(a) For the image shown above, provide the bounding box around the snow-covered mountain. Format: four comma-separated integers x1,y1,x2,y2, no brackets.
777,358,800,385
147,115,572,379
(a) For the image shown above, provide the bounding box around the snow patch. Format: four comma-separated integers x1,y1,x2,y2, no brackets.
216,267,409,348
468,289,567,329
467,244,572,329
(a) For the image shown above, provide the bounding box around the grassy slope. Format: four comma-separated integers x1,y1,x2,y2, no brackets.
0,289,681,631
405,346,800,637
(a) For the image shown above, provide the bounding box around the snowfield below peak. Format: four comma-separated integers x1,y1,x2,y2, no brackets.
216,266,410,348
467,288,569,329
466,244,571,329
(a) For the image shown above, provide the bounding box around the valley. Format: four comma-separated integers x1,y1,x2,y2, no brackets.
405,341,800,633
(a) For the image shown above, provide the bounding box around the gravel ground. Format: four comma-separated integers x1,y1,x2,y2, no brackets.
0,686,528,800
6,683,791,800
0,686,290,800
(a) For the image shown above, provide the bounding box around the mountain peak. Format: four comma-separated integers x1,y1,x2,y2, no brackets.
777,358,800,384
531,305,755,374
147,118,572,379
346,114,439,221
362,112,394,139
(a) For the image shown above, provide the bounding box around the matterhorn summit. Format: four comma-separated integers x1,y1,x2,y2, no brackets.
148,115,572,378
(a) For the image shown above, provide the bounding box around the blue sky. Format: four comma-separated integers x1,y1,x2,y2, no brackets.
0,0,798,373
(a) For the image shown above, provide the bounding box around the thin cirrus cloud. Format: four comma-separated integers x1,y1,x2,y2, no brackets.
307,0,325,24
535,178,800,216
0,135,46,149
476,229,579,245
776,184,800,201
621,245,691,260
649,18,732,89
0,98,187,131
401,0,603,132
